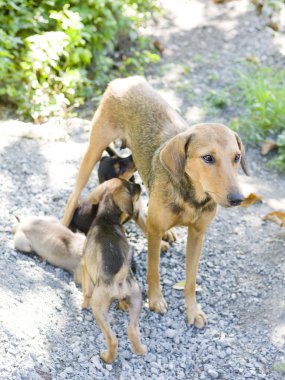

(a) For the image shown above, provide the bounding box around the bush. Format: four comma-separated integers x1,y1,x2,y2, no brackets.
0,0,159,121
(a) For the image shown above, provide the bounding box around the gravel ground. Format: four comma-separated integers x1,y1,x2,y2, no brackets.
1,1,285,379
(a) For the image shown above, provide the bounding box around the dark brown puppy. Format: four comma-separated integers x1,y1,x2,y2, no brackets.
81,178,147,363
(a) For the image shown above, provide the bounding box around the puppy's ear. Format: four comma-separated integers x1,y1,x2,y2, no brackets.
235,133,249,176
113,188,134,216
159,132,193,181
87,182,108,204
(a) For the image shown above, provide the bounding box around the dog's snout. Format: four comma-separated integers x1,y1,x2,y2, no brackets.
227,192,244,206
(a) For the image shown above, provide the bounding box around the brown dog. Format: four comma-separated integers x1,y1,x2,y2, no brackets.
81,178,147,363
62,76,248,328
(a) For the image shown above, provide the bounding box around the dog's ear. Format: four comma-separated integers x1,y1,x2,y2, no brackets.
159,132,193,181
235,133,249,176
88,182,108,204
113,188,134,216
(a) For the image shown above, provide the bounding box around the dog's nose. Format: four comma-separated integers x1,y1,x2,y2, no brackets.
227,192,244,206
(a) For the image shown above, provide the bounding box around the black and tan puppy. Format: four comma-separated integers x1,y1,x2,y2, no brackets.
69,148,175,249
81,178,147,363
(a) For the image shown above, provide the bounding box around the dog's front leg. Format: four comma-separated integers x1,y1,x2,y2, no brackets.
147,221,167,313
185,210,215,328
185,226,207,328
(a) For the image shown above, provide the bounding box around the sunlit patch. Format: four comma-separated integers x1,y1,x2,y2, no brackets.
271,323,285,346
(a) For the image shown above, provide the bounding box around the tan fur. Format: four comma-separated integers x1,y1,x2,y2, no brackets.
13,216,85,283
62,76,247,327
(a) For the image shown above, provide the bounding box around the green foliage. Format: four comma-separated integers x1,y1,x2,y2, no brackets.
238,67,285,140
235,65,285,170
0,0,159,121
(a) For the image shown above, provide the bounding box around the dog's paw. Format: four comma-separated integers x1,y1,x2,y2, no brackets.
148,295,167,314
162,229,177,244
100,350,116,364
160,241,169,252
186,306,207,329
133,344,147,356
81,297,90,309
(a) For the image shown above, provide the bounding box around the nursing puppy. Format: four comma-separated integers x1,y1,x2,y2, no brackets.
13,216,85,284
81,178,147,363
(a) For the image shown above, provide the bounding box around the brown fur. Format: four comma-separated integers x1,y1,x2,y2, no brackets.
62,76,248,327
81,178,147,363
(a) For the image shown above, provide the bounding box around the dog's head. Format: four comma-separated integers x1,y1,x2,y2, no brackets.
159,123,248,208
98,155,136,184
89,178,141,221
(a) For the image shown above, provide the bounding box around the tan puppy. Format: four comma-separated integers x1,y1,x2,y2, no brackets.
62,76,248,327
81,178,147,363
13,216,85,284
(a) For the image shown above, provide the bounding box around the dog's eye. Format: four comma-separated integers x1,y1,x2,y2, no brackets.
234,154,241,163
202,155,215,164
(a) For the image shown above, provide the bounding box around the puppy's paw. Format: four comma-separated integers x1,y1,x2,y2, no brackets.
148,295,167,314
117,299,129,311
162,229,177,244
187,305,207,329
100,350,116,364
133,344,147,356
160,241,169,252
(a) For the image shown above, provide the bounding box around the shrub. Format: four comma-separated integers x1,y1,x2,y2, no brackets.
0,0,159,121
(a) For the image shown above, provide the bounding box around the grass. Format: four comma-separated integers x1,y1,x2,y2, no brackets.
233,65,285,171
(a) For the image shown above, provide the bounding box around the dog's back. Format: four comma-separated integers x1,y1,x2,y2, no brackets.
102,77,187,185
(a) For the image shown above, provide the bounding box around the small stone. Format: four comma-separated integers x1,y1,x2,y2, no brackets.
208,368,219,379
165,329,176,339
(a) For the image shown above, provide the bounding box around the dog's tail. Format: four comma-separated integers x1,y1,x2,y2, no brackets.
12,214,20,234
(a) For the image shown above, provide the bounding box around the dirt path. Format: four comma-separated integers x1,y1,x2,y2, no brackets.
0,1,285,379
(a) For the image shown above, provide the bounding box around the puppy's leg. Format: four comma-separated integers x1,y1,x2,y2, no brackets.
185,211,215,328
13,231,32,253
127,281,147,356
62,108,120,227
90,287,118,364
81,260,94,309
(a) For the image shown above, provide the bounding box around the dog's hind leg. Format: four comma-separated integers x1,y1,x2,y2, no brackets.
90,287,118,364
81,259,94,309
62,105,121,227
127,281,147,356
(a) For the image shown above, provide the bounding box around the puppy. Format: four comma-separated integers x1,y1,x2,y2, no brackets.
13,216,85,284
81,178,147,363
69,150,175,249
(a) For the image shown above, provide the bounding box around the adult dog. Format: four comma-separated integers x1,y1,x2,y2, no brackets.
62,76,248,328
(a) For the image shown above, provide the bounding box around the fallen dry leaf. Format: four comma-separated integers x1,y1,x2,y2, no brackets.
173,280,202,292
153,40,165,54
267,20,279,31
261,138,278,155
263,211,285,226
241,193,263,207
245,55,261,65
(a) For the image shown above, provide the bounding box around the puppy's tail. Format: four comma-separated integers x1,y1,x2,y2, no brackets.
12,214,20,234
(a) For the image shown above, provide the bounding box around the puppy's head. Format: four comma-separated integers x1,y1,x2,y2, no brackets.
159,123,249,208
88,178,141,221
98,155,136,183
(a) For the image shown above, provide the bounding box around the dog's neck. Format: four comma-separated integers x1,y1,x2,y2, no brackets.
177,174,214,210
